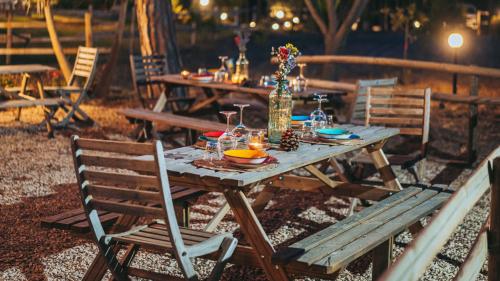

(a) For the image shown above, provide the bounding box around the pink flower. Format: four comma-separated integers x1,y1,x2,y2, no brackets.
234,36,241,47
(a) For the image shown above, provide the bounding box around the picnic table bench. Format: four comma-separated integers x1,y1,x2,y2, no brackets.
119,108,227,143
272,185,451,278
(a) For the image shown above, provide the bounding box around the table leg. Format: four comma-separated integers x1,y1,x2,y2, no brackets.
224,188,290,281
34,76,55,138
367,142,403,191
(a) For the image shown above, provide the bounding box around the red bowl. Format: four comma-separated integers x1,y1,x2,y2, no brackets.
203,131,224,138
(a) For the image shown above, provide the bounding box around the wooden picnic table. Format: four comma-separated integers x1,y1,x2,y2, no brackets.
0,64,60,136
0,64,55,75
82,125,401,280
151,74,347,117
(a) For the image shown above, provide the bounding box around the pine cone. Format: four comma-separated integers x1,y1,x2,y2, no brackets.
280,129,299,151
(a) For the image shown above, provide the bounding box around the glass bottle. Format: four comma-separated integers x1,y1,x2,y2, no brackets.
268,80,293,144
234,51,249,83
294,63,308,92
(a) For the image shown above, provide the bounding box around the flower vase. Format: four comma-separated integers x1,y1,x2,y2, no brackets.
268,80,293,143
234,51,249,83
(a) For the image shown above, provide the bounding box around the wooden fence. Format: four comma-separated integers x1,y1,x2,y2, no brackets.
277,55,500,164
379,146,500,281
0,8,112,62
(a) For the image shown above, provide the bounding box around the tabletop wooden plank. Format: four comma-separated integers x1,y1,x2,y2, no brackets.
151,74,347,98
0,64,56,75
163,126,399,186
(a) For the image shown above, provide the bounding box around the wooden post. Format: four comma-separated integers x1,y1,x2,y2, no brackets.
129,5,136,54
468,75,479,164
93,0,128,97
489,157,500,281
190,22,196,46
5,7,12,64
44,4,72,83
84,6,93,47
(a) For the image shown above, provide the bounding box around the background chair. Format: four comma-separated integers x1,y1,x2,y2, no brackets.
346,77,398,125
351,87,431,183
130,54,194,112
6,46,99,126
71,136,237,281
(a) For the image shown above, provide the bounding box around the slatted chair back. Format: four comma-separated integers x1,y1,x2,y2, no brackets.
130,54,167,108
379,146,500,281
366,87,431,155
70,136,194,278
68,47,99,91
348,77,398,124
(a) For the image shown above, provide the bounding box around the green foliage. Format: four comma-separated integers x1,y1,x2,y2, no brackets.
390,3,428,32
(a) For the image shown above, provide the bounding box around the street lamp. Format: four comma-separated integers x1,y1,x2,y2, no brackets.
448,32,463,94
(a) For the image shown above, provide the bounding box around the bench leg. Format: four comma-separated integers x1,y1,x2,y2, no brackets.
372,236,393,280
174,202,190,227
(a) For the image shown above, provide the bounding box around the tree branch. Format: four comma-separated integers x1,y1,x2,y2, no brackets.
335,0,369,42
326,0,337,32
304,0,328,35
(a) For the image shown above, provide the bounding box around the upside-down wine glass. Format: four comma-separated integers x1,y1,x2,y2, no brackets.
214,56,229,82
217,111,238,158
294,63,308,92
232,104,250,143
310,94,328,132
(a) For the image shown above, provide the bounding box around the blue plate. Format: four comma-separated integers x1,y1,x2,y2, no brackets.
330,134,360,140
316,128,348,135
291,115,310,121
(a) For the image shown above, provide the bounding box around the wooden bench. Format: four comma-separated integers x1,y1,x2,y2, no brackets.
41,184,205,232
379,146,500,281
272,185,451,278
119,108,227,144
0,97,69,109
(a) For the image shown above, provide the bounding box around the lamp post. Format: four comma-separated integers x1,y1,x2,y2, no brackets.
448,32,463,95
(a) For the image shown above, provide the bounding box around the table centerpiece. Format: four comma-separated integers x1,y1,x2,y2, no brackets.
268,43,301,143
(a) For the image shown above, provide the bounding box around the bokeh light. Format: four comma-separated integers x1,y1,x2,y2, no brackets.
220,12,228,21
276,10,285,19
292,17,300,24
249,21,256,28
199,0,209,7
271,23,280,30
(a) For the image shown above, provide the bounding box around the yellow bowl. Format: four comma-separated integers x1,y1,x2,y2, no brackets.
223,149,268,164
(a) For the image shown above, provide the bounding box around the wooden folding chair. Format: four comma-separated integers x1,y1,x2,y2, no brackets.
71,136,238,281
130,54,194,112
7,47,100,126
351,87,431,183
347,77,398,125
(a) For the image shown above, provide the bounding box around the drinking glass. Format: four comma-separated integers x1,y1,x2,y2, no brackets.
214,56,229,82
232,104,250,142
247,130,265,150
204,140,218,163
217,111,237,157
294,63,308,92
310,94,328,122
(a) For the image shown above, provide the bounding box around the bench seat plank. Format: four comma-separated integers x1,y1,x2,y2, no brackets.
0,98,69,109
119,108,227,132
273,186,452,275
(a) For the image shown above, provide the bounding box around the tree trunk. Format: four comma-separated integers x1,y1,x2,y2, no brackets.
94,0,128,97
135,0,182,73
44,4,71,83
322,33,342,80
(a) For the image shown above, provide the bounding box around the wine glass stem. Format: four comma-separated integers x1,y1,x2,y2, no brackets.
239,107,244,125
225,115,230,133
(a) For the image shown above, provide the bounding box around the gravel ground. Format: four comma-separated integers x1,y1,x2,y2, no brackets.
0,102,494,281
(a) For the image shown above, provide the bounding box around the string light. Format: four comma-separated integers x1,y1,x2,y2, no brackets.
200,0,209,7
272,23,280,30
220,12,228,21
284,21,292,29
249,21,256,28
292,17,300,24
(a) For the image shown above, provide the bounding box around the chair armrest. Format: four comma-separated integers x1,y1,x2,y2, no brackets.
186,233,233,258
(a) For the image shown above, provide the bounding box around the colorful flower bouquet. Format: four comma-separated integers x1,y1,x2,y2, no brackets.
271,43,301,82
